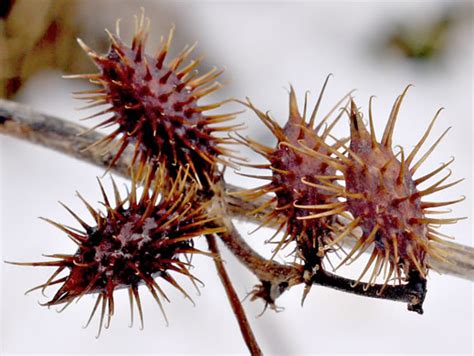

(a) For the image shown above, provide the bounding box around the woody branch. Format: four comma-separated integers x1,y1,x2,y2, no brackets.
0,99,472,310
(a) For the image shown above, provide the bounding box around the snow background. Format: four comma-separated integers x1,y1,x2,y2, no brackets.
1,0,473,354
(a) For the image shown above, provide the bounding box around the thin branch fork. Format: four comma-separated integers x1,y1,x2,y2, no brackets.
0,99,472,314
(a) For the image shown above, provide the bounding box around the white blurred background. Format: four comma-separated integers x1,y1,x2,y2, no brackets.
1,0,473,354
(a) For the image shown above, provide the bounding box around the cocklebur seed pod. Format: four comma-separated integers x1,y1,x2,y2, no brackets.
234,77,352,300
69,11,239,186
304,87,465,292
7,164,225,337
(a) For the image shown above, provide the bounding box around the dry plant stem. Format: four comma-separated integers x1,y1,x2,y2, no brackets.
217,222,302,286
216,215,426,314
205,234,262,356
0,99,133,177
225,184,474,282
318,269,426,313
211,186,427,311
209,181,303,287
0,99,472,292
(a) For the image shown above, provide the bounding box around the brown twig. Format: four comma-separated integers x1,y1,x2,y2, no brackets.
0,98,132,177
205,234,263,355
224,183,474,282
213,212,427,313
